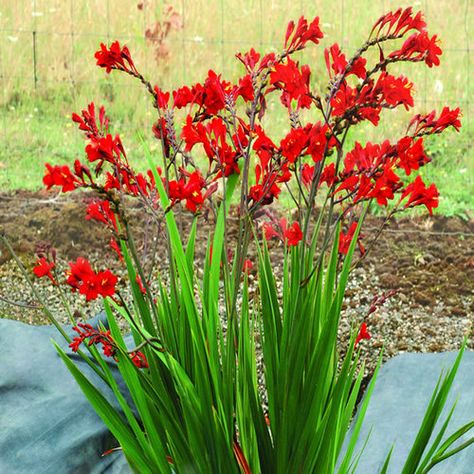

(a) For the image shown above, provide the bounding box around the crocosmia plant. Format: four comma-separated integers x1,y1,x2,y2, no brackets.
27,7,473,473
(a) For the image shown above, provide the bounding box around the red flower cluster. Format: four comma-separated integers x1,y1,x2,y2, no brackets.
333,137,438,212
85,134,125,168
338,222,365,255
181,116,243,177
156,69,255,114
33,257,57,285
354,322,371,348
95,41,137,74
168,170,210,213
70,323,117,356
72,102,109,138
400,175,439,215
86,200,118,231
408,107,462,135
43,164,81,193
270,59,312,109
325,43,366,79
396,137,430,175
284,16,324,52
66,258,118,301
330,72,414,126
390,31,442,68
70,323,148,369
262,219,303,247
248,127,290,206
236,48,276,76
372,7,426,38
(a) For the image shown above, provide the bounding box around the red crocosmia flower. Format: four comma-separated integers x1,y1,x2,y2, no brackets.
270,58,312,109
358,106,381,127
389,31,442,68
320,163,337,187
168,170,206,213
130,351,149,369
397,137,429,175
67,257,94,288
262,219,302,247
324,43,366,79
301,164,315,189
343,141,393,174
96,270,118,298
262,221,280,241
78,276,101,301
307,122,336,162
409,107,462,135
431,107,462,133
109,238,124,262
284,16,324,52
70,323,118,359
86,200,118,231
43,164,80,193
66,258,118,301
135,275,147,295
73,160,93,185
235,74,254,102
154,86,170,109
152,117,171,157
372,7,425,38
181,115,208,152
104,172,120,191
95,41,137,74
232,123,250,152
354,322,371,348
335,175,359,195
72,102,109,138
243,259,253,273
85,134,124,165
377,73,414,110
331,83,357,117
280,127,309,163
248,170,283,207
325,43,346,76
284,222,303,246
202,70,228,115
33,257,56,284
430,107,462,133
339,222,365,255
172,85,195,109
369,165,401,206
350,56,368,80
400,175,439,215
252,125,278,168
235,48,261,73
332,81,384,126
301,162,336,189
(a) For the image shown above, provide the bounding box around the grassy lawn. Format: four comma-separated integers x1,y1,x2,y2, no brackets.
0,0,472,217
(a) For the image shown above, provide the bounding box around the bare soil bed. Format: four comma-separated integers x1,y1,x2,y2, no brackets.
0,190,473,375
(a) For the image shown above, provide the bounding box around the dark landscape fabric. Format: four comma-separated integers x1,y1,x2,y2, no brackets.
1,317,472,473
0,315,131,474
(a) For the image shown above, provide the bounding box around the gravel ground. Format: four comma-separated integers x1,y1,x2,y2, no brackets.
0,191,473,382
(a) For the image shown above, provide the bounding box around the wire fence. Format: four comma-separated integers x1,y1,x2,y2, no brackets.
1,1,471,102
0,0,472,188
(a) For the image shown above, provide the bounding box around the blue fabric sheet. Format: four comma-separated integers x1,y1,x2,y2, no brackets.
0,315,131,474
1,316,473,473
